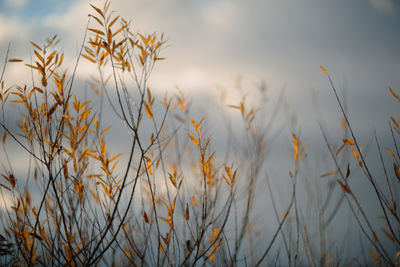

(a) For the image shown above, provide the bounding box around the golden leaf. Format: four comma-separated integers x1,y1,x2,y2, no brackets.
144,101,153,119
292,134,299,160
8,59,23,62
188,133,199,146
350,148,359,159
320,66,328,75
168,173,177,188
108,15,119,28
192,196,198,207
83,54,97,63
389,87,399,101
343,139,355,146
88,28,105,36
101,126,111,135
30,41,42,51
89,4,104,18
386,148,395,158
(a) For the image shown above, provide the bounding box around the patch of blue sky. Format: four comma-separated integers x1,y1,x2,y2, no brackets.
0,0,75,20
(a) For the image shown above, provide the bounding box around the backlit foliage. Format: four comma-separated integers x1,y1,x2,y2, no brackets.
0,2,398,266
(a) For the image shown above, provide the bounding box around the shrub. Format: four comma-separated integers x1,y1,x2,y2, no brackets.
0,1,398,266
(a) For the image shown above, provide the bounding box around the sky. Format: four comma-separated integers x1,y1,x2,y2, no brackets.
0,0,400,263
1,0,399,127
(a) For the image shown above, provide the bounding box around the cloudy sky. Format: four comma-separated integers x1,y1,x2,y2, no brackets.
1,0,399,125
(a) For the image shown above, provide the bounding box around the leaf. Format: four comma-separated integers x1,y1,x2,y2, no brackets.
63,160,69,180
321,170,338,178
185,203,190,220
83,54,97,63
101,126,111,135
108,15,120,28
189,117,199,133
188,133,199,146
338,180,351,194
62,114,75,121
320,66,328,75
144,101,153,119
90,4,104,18
343,139,355,146
0,184,11,191
34,50,44,64
389,87,399,101
292,134,299,160
386,148,395,158
168,173,176,188
143,211,149,224
370,249,380,264
350,148,359,159
30,41,42,51
2,131,7,144
394,163,400,181
88,28,105,36
8,59,23,62
192,196,198,207
381,227,394,242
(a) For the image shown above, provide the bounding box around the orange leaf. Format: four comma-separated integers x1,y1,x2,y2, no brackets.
192,196,198,207
338,180,351,194
188,133,199,146
389,87,399,101
8,59,23,62
394,163,400,181
370,249,380,264
386,148,395,158
320,66,328,75
343,139,355,146
144,101,153,119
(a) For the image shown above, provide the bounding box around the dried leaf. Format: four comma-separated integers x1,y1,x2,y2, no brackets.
143,211,149,224
8,59,23,62
338,180,351,194
381,227,394,242
370,249,380,264
394,163,400,181
185,203,190,220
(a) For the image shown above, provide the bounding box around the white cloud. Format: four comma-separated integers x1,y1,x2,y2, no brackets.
370,0,396,13
0,15,30,42
201,1,241,32
4,0,27,9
